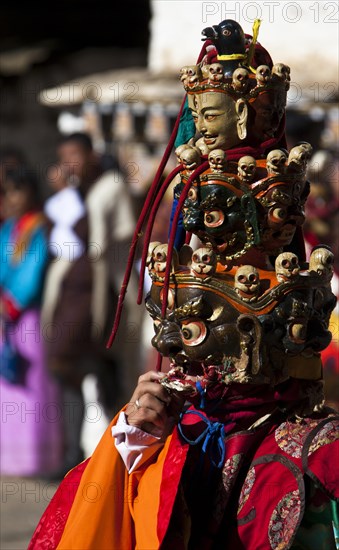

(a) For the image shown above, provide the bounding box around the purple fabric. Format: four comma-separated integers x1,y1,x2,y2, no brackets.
0,309,63,476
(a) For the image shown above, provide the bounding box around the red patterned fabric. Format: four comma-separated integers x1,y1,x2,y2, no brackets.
28,459,90,550
28,398,338,549
164,408,339,549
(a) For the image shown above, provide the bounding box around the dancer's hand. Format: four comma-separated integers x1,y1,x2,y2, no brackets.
125,371,185,438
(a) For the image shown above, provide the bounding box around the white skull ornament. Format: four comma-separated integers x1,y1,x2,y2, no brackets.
201,64,210,80
297,142,313,160
180,147,201,171
183,65,202,86
275,252,300,283
256,65,271,86
175,144,190,163
208,149,227,172
266,150,287,175
237,156,256,183
179,66,189,83
234,265,260,302
287,145,309,174
232,68,250,92
191,247,217,278
272,63,291,89
147,241,162,269
309,246,334,282
152,244,179,281
208,63,224,84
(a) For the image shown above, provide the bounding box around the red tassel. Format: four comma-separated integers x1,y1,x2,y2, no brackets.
107,42,209,349
160,161,209,318
106,96,187,348
137,164,183,304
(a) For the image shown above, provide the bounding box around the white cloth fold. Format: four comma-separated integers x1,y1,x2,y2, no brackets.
111,411,164,473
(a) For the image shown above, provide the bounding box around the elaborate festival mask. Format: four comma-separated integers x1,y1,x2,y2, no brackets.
175,142,311,261
181,24,289,153
146,246,336,386
108,19,336,412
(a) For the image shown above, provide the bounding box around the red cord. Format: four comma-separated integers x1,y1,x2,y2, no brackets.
137,164,183,304
160,161,209,319
106,97,187,348
107,41,209,349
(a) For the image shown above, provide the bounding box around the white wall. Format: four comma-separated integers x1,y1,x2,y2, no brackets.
149,0,338,96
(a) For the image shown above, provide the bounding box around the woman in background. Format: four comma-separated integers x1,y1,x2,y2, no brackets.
0,168,62,476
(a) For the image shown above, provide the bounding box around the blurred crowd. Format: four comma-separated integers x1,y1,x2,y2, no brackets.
0,132,152,479
1,107,338,478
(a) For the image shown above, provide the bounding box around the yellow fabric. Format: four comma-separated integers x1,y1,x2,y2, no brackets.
217,54,247,61
216,19,261,72
252,19,262,44
247,19,262,67
57,411,174,550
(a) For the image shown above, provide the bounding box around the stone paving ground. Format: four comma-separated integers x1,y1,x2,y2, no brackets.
1,476,57,549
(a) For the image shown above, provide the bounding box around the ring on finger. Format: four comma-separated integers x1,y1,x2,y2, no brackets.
135,398,141,409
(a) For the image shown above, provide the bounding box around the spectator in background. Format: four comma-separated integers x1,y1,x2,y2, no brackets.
42,132,142,477
0,147,26,184
0,168,62,476
0,147,27,221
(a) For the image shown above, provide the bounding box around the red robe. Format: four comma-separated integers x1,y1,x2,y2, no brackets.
29,389,339,549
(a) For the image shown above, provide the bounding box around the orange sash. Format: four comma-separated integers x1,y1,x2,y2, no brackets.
57,414,174,550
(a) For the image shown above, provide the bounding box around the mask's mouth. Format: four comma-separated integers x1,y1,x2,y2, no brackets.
160,351,234,401
169,350,226,375
203,135,218,146
169,351,202,373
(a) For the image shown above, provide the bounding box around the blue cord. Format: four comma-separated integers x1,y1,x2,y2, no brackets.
177,409,226,469
196,380,206,409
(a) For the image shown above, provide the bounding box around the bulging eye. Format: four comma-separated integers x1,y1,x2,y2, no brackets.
204,210,225,227
269,207,287,223
181,320,207,346
222,29,232,36
188,187,198,201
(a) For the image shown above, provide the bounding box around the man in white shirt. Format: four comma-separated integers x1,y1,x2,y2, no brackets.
42,133,141,477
